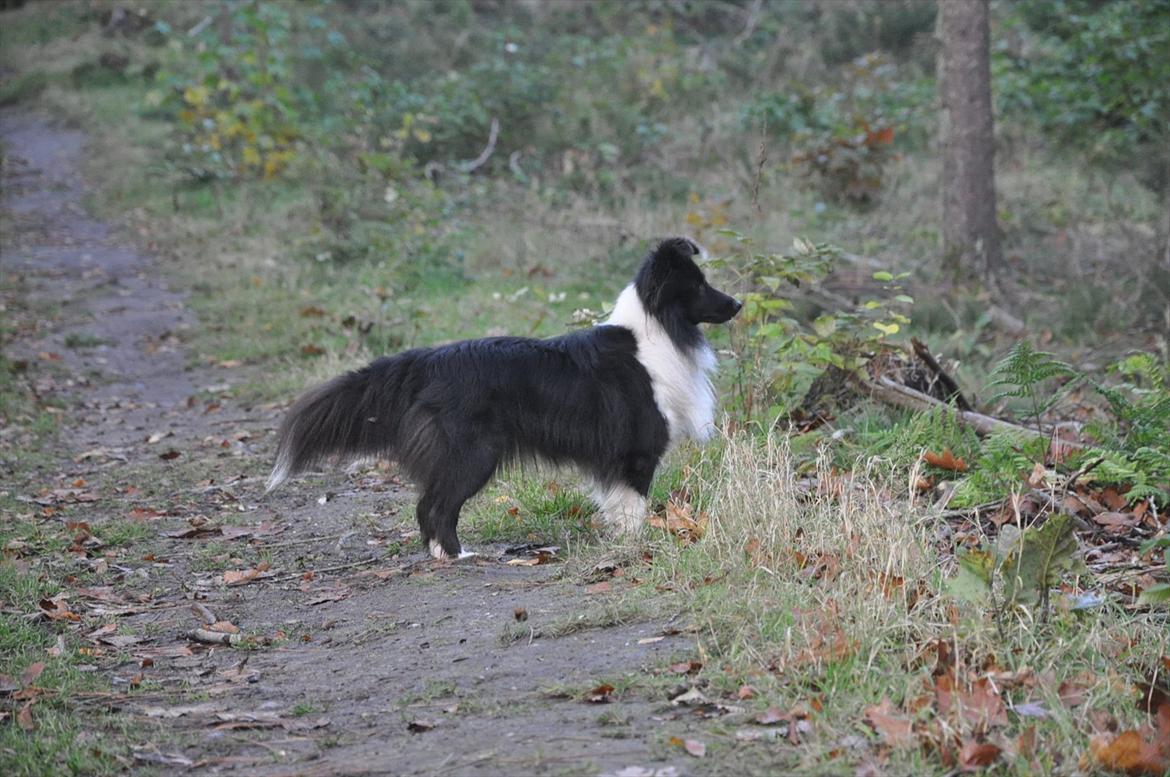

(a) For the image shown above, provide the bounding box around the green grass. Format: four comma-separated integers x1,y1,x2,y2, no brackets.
289,701,322,717
92,520,154,549
466,476,598,547
0,71,48,107
0,565,125,776
62,333,108,350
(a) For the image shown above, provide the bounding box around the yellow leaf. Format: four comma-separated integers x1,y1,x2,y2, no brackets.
413,128,432,143
873,321,900,335
684,211,704,227
183,85,208,107
242,145,261,166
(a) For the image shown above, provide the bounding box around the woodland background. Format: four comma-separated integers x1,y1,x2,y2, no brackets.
1,1,1168,774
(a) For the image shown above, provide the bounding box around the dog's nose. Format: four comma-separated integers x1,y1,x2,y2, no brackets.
729,299,743,316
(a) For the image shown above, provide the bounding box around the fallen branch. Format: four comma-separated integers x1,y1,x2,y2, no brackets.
861,375,1085,448
911,337,973,411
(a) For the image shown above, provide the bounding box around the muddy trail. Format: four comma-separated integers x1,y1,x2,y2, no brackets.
0,112,715,776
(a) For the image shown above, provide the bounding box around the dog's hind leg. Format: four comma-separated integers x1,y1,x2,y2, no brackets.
418,442,500,559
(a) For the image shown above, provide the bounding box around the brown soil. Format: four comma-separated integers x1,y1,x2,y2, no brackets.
1,112,713,776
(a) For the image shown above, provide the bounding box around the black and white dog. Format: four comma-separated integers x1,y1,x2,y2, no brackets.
266,237,741,558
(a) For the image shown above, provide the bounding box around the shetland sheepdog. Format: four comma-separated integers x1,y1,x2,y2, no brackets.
267,237,741,558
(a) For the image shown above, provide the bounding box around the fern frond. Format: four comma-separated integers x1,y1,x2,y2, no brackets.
989,341,1075,403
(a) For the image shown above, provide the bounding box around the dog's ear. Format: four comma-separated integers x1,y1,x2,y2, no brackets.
655,236,701,263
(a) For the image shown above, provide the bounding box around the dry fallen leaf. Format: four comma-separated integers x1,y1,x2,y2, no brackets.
1093,511,1139,533
936,673,1008,728
16,701,34,731
20,662,46,687
923,448,968,473
38,597,80,622
1088,726,1169,776
862,697,915,748
755,707,789,726
223,562,271,586
958,740,1001,771
647,500,708,543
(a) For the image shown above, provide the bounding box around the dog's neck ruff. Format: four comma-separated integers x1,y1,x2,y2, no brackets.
604,285,717,444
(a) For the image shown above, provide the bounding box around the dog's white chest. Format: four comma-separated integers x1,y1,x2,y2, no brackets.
604,285,718,444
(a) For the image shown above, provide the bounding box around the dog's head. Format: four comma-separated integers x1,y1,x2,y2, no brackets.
635,237,742,325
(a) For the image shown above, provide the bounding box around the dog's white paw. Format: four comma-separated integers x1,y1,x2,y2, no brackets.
429,539,478,560
592,483,647,536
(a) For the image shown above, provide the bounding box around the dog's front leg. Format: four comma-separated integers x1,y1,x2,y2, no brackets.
591,482,648,536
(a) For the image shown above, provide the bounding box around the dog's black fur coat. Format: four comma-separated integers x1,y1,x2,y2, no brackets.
268,237,740,557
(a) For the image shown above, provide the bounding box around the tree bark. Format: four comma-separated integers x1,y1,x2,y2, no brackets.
939,0,1003,278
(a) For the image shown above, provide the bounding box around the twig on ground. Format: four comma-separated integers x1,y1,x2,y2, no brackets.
189,628,242,646
461,117,500,174
187,15,213,37
192,603,217,625
269,555,383,582
254,533,346,550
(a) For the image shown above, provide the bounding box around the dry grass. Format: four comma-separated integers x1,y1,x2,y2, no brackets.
577,431,1170,773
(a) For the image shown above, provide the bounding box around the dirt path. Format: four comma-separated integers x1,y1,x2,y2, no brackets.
1,112,710,776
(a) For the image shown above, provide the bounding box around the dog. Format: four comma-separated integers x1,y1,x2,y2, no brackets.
266,237,741,558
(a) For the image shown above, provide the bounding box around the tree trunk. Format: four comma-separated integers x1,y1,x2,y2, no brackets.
939,0,1002,279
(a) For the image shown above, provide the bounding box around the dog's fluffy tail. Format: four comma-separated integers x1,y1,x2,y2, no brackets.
266,355,416,492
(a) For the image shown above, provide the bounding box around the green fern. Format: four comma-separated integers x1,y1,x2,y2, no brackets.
1093,353,1170,451
988,341,1077,429
1079,447,1170,503
950,431,1046,507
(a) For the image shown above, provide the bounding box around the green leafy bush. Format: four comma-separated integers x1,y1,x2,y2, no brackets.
711,233,911,426
995,0,1170,190
148,2,315,181
742,53,933,205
